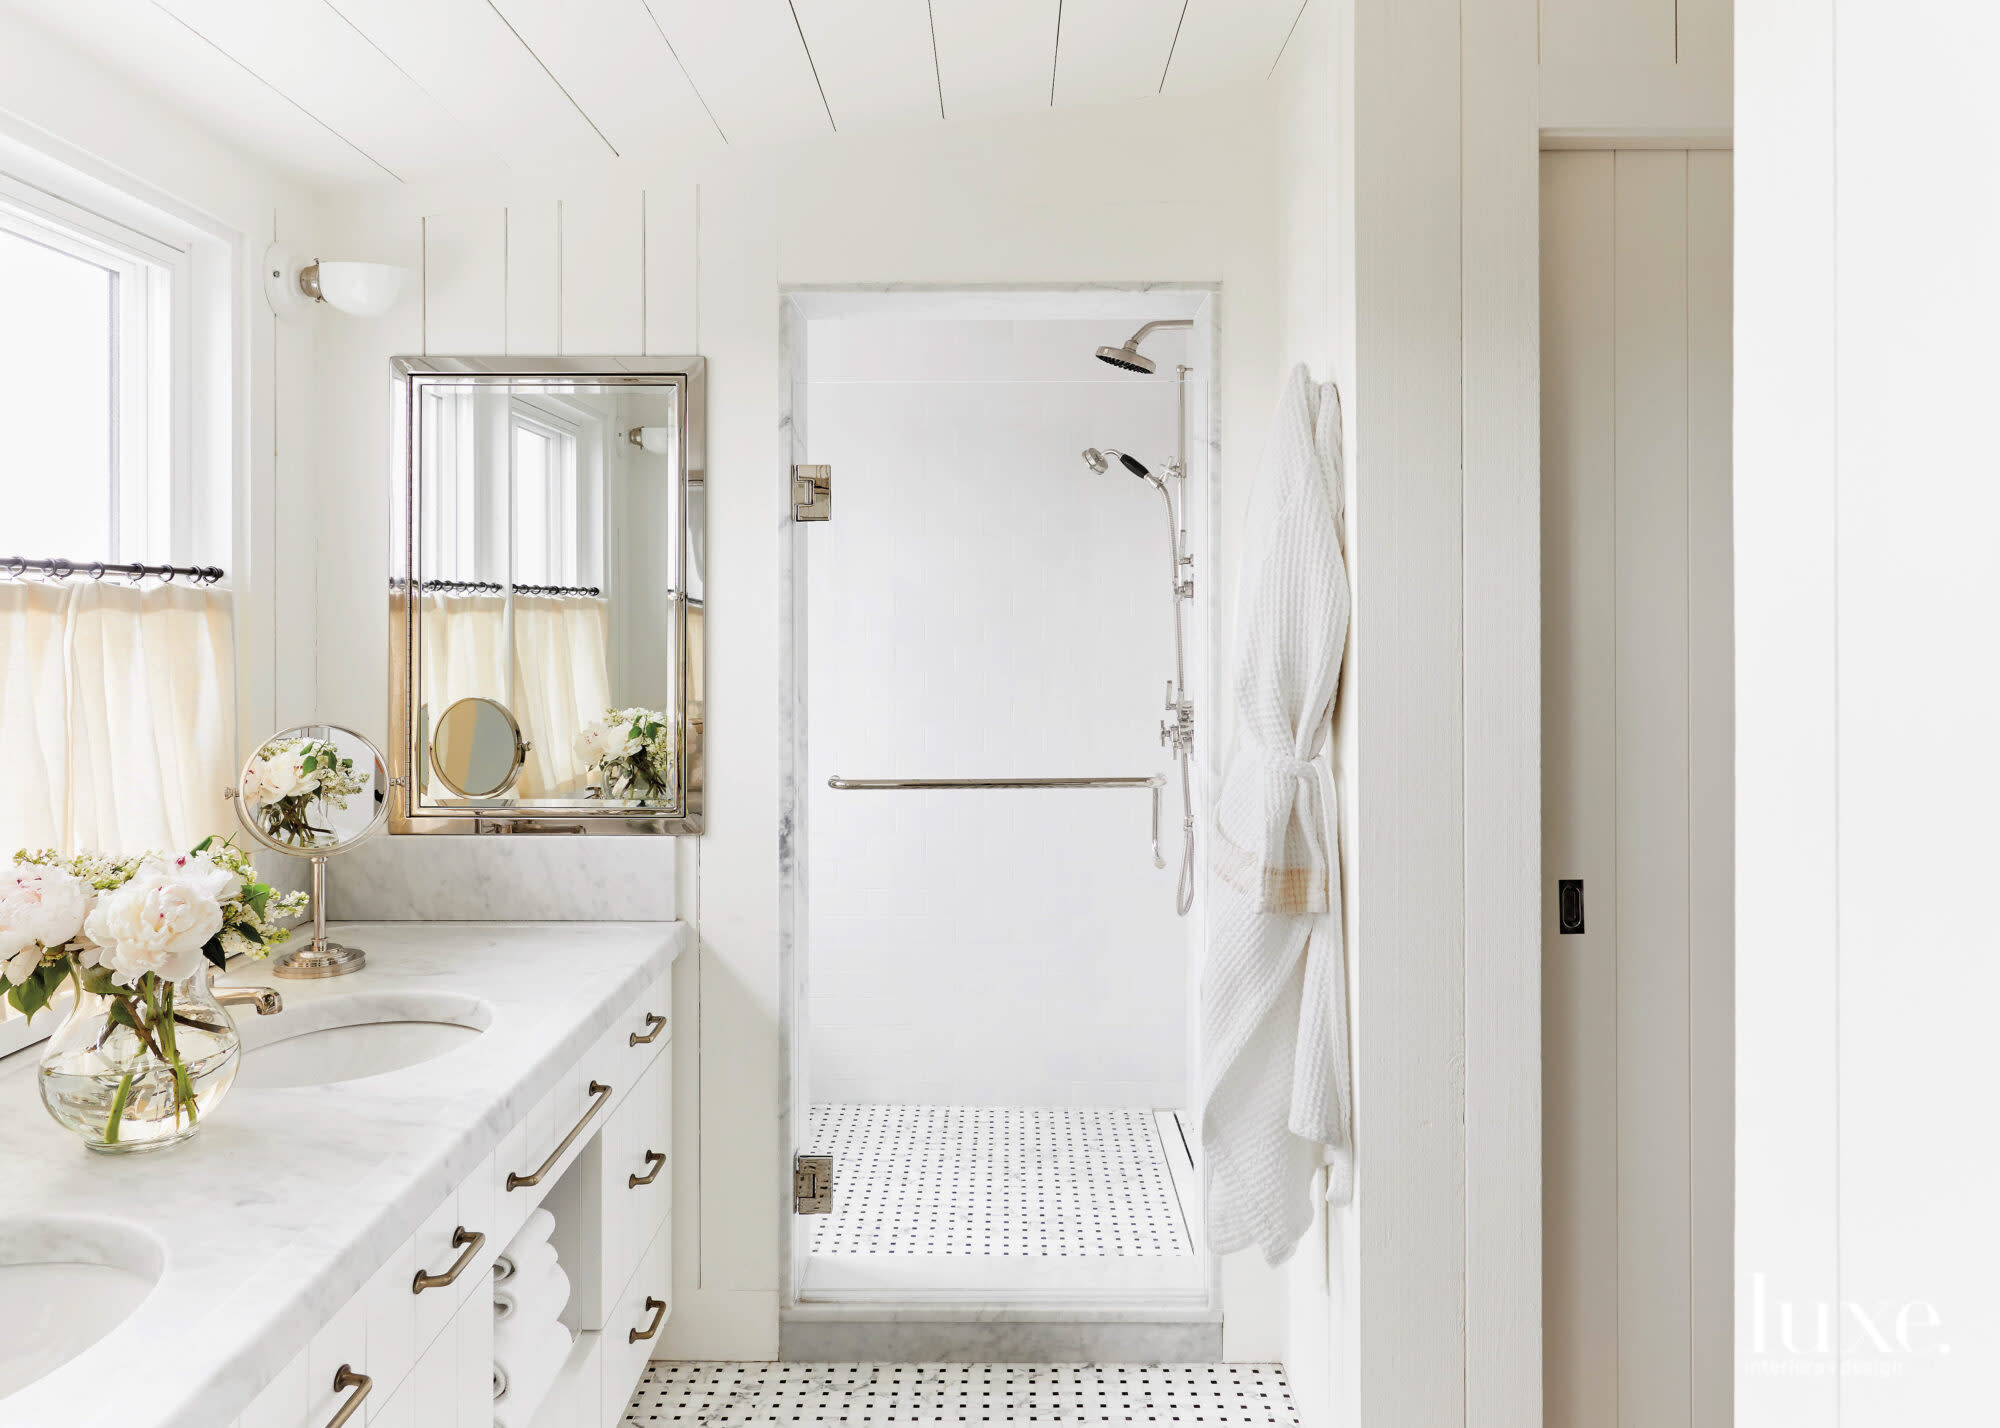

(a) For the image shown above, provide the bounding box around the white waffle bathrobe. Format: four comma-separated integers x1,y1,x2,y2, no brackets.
1201,364,1352,1264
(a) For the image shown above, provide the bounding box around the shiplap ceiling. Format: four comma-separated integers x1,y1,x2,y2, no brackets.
3,0,1308,187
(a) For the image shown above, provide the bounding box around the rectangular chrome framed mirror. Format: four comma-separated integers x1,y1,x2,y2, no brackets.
389,356,705,835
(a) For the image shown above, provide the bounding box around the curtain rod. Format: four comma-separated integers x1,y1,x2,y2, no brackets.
413,578,604,598
2,556,226,586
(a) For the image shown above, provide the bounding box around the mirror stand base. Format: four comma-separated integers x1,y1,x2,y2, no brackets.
273,941,367,980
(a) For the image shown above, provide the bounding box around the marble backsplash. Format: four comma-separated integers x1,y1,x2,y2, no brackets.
325,836,677,920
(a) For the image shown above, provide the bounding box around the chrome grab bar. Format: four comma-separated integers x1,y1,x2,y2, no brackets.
826,775,1168,869
507,1081,612,1190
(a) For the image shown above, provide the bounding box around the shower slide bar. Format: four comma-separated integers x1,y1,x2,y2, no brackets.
826,774,1169,869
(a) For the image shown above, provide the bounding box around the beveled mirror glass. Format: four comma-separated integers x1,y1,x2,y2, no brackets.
391,358,705,834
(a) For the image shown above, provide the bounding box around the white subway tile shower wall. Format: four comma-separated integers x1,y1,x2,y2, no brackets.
804,318,1193,1107
327,835,675,920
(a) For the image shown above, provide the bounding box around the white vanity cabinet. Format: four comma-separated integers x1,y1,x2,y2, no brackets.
234,967,674,1428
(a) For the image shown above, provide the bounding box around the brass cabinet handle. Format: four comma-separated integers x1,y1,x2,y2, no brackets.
325,1365,371,1428
629,1012,666,1046
508,1081,611,1190
412,1226,485,1294
629,1150,666,1188
629,1296,668,1343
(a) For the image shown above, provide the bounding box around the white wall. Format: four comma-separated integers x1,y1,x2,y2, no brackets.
309,87,1278,1359
802,316,1191,1110
0,7,317,838
1737,0,2000,1419
1270,0,1542,1422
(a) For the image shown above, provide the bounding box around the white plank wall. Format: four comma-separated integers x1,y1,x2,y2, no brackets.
1540,148,1733,1428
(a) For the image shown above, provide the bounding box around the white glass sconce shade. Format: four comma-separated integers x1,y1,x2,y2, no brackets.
264,243,407,320
627,425,674,455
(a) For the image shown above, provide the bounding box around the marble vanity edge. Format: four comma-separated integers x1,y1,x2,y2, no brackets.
0,921,687,1428
159,921,688,1428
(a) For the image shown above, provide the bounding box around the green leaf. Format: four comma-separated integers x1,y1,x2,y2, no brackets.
80,965,121,997
202,936,229,971
193,834,215,853
236,923,265,945
302,755,319,773
107,997,139,1032
9,975,50,1020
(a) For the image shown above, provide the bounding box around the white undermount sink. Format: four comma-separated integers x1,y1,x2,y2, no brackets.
234,992,492,1090
0,1220,161,1402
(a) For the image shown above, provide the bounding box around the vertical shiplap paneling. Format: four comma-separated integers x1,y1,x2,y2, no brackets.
1539,148,1620,1428
1352,0,1467,1416
561,189,646,355
1460,0,1543,1416
504,199,560,355
1611,148,1693,1428
1683,148,1734,1428
644,185,700,356
1538,0,1675,67
423,208,506,354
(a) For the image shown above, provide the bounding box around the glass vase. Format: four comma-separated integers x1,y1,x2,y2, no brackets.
37,969,241,1153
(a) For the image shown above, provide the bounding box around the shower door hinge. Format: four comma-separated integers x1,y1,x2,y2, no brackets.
794,1153,832,1214
792,465,832,522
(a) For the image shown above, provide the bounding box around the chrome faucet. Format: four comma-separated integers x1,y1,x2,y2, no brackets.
210,978,283,1016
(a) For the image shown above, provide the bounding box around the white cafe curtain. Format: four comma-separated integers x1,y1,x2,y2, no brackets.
0,580,236,857
511,594,611,799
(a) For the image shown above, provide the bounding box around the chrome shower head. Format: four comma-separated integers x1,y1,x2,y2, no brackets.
1095,343,1157,375
1081,447,1155,482
1093,318,1192,376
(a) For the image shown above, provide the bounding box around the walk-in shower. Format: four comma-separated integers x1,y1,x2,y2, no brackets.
1084,317,1198,915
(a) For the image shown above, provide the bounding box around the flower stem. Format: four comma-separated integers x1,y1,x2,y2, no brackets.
104,1071,134,1144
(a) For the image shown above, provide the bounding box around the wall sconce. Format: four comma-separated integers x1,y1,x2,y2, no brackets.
627,426,674,454
264,243,407,320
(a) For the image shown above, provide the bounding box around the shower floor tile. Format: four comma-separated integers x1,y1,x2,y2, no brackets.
806,1105,1194,1258
624,1362,1298,1424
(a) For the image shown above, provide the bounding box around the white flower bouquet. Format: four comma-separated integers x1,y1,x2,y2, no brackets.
574,707,679,804
241,735,368,846
1,838,308,1145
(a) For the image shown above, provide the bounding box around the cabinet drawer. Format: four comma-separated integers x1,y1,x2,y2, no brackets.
600,1217,672,1418
573,1048,672,1329
491,1041,621,1247
592,969,672,1102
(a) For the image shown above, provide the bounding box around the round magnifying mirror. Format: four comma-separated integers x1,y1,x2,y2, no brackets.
237,724,388,854
234,724,388,979
430,697,528,798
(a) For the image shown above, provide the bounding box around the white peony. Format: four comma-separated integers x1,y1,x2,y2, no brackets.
81,861,227,988
243,747,320,806
0,865,93,986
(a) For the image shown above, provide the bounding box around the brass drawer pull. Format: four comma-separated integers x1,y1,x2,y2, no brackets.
629,1150,666,1188
508,1081,612,1190
629,1296,668,1343
325,1365,371,1428
412,1226,485,1294
629,1012,666,1046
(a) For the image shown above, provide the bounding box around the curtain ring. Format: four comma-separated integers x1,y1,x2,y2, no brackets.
5,558,24,580
49,559,72,581
159,566,176,584
88,562,106,581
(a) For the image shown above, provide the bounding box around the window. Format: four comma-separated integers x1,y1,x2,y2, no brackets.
0,194,175,564
510,404,585,587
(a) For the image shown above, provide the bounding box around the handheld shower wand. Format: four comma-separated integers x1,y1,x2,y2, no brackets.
1080,441,1198,917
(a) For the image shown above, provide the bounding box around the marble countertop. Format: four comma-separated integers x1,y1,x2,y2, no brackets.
0,920,686,1428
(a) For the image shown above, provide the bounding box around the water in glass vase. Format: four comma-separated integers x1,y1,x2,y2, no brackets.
37,972,242,1153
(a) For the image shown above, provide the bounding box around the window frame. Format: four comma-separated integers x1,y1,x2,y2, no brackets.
0,171,194,568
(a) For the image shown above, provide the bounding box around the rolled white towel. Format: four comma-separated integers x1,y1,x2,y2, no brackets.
492,1361,507,1400
492,1239,557,1308
504,1208,556,1261
494,1258,570,1327
492,1318,571,1428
